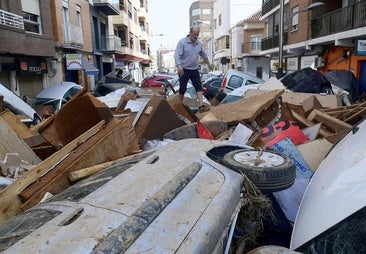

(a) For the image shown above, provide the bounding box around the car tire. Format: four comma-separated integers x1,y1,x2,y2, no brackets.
222,148,296,192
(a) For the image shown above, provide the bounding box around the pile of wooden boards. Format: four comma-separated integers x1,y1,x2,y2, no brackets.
0,86,365,224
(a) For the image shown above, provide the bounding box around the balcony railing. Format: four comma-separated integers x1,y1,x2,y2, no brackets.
101,35,122,52
262,0,280,17
0,9,24,30
261,31,288,51
311,1,366,38
63,23,83,47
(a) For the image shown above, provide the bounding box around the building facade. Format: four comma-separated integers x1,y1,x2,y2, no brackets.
0,0,55,99
109,0,150,83
230,10,270,80
260,0,366,88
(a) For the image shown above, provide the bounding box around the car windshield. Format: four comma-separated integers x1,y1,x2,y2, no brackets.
295,206,366,253
0,209,61,251
228,75,244,89
220,95,242,104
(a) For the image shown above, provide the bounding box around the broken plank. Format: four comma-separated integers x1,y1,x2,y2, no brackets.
0,120,105,223
291,110,333,137
307,109,352,133
0,114,41,165
20,117,139,211
0,110,38,139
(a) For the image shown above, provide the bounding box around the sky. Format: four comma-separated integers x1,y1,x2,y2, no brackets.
149,0,196,54
148,0,262,54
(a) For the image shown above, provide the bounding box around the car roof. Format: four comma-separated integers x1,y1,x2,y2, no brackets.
36,82,82,99
224,69,264,81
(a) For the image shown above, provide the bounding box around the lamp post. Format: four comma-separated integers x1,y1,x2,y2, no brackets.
277,1,325,78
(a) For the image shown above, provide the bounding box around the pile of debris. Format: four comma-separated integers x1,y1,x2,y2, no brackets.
0,78,365,224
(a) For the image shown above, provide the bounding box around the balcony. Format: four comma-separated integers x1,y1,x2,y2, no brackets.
93,0,119,15
261,31,288,51
311,1,366,38
262,0,280,17
101,35,122,53
63,23,83,49
0,9,24,30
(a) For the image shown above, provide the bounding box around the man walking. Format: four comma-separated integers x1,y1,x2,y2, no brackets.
174,25,212,111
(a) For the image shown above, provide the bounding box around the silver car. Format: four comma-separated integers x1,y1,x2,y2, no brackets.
0,139,245,253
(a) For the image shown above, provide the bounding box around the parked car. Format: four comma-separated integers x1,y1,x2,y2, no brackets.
140,73,176,88
92,82,137,97
220,69,265,94
0,82,42,125
34,82,83,114
279,67,334,94
98,68,133,85
202,76,224,100
0,139,247,253
219,84,262,104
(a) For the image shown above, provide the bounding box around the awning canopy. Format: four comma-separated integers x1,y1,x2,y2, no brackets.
82,59,99,75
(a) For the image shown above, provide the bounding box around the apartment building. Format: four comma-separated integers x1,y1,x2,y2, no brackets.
261,0,366,87
89,0,120,87
0,0,55,98
110,0,150,83
230,10,270,80
190,0,214,72
50,0,97,89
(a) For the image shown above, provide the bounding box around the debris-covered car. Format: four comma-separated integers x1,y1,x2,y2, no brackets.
279,67,333,94
0,139,244,253
0,137,298,253
140,73,176,88
0,82,42,125
220,69,265,94
34,81,83,114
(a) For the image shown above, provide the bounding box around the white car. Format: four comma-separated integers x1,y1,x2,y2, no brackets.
34,82,83,113
219,84,261,104
220,69,265,94
0,82,42,125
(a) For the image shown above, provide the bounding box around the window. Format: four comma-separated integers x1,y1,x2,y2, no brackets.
129,32,134,49
21,0,41,34
76,5,82,27
250,35,262,51
191,8,200,16
218,14,222,26
119,0,125,10
22,12,41,33
291,6,299,30
202,8,211,15
63,6,70,42
128,1,132,18
133,7,137,23
228,75,243,89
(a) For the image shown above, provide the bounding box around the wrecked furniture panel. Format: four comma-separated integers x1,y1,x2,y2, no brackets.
19,117,140,212
198,89,284,127
134,95,186,143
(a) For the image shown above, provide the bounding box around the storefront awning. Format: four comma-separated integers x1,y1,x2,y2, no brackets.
82,59,99,75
